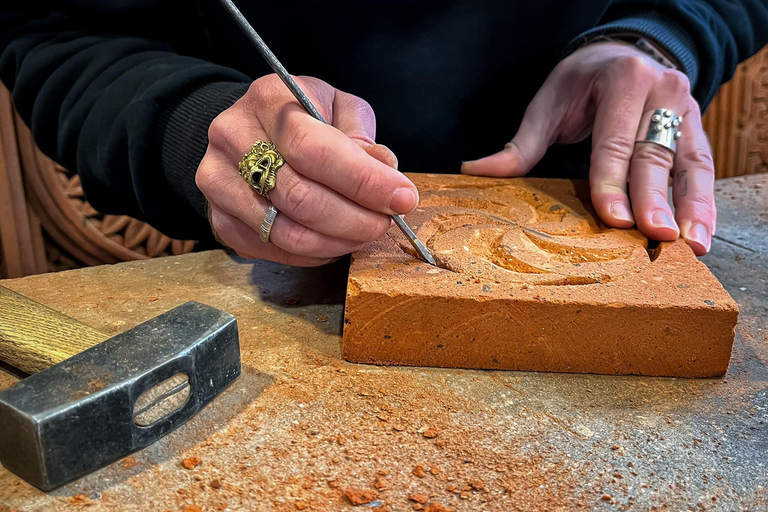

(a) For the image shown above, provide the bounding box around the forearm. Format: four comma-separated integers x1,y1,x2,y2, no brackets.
0,8,250,240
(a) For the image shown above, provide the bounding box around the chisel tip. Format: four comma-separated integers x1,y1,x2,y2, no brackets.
391,215,436,266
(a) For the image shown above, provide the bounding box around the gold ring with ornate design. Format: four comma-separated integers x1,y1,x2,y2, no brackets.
238,140,285,198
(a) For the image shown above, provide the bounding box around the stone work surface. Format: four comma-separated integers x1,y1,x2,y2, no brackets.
344,174,738,377
0,171,766,511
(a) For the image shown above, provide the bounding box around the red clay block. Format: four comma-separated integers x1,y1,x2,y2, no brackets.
343,174,738,377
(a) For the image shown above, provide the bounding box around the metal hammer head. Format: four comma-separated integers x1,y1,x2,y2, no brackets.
0,301,240,490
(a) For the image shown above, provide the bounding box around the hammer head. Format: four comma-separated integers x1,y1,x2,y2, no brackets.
0,301,240,490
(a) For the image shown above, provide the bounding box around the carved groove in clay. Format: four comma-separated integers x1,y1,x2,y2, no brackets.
400,185,651,286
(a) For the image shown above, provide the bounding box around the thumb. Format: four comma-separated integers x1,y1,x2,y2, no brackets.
332,88,399,169
461,85,561,177
296,76,378,145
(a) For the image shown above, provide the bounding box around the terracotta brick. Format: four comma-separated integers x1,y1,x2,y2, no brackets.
343,174,738,377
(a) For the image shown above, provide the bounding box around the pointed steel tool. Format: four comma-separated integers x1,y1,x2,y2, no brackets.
216,0,436,266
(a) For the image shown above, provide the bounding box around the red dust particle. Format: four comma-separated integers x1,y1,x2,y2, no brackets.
344,488,378,505
182,457,201,470
69,494,90,505
422,427,439,439
374,475,388,490
424,504,454,512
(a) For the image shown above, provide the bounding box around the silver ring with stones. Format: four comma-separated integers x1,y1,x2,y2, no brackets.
260,204,279,243
635,108,683,153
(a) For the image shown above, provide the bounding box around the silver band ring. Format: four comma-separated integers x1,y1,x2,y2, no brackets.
635,108,683,153
260,204,279,243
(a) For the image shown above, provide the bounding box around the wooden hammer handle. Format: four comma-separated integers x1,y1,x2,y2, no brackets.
0,286,109,374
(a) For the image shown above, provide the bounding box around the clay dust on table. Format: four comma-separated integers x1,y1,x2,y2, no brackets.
1,214,765,512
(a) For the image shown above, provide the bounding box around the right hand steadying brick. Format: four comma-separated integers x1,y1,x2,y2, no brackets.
196,74,419,266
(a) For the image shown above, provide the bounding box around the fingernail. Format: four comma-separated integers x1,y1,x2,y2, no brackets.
389,187,418,214
686,223,711,252
609,201,634,223
651,209,677,231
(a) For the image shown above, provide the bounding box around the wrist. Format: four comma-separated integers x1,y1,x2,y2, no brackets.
579,34,679,70
155,81,249,223
563,12,699,91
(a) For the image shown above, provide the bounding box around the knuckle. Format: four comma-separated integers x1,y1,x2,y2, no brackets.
244,75,288,115
639,188,669,207
206,113,231,149
195,161,214,192
248,75,278,103
679,147,714,169
280,223,315,254
285,120,312,160
684,193,716,215
282,177,325,224
297,75,331,92
349,167,377,205
209,211,226,236
662,69,691,95
613,55,655,81
631,143,674,168
590,183,627,201
348,94,375,123
687,100,702,116
592,133,636,163
311,143,339,179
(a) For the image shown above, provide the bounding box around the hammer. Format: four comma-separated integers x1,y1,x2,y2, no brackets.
0,286,240,490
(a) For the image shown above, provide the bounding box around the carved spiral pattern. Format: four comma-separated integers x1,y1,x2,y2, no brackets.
401,178,651,286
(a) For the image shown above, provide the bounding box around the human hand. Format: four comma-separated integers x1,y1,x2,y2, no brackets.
196,74,418,266
462,42,715,255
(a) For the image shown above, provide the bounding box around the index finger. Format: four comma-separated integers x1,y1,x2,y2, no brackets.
260,96,418,216
588,74,647,228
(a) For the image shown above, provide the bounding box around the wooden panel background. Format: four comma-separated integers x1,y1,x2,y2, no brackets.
703,47,768,178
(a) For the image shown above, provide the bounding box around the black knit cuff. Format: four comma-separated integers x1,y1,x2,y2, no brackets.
564,12,700,94
156,81,249,221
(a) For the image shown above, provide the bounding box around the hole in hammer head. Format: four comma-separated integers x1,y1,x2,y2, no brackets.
133,373,191,427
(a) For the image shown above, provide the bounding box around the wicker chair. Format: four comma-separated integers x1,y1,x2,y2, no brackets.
0,85,196,278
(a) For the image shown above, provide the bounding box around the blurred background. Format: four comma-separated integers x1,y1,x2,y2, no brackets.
1,48,767,279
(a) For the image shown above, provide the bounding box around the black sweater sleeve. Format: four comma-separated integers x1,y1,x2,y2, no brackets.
567,0,768,109
0,7,250,240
